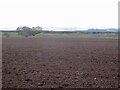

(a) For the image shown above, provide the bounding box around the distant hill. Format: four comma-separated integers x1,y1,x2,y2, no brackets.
1,28,118,34
43,28,118,34
86,28,118,33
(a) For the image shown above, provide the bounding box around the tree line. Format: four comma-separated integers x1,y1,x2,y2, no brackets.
16,26,42,37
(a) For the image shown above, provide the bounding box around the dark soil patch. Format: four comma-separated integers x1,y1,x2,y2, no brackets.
2,37,118,88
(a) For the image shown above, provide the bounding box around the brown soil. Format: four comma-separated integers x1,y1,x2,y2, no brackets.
2,37,119,88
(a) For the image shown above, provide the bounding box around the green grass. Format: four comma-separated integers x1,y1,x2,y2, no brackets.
2,32,22,37
34,33,118,39
1,31,118,39
0,32,2,35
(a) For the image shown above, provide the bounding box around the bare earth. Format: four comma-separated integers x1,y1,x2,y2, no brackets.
2,37,118,88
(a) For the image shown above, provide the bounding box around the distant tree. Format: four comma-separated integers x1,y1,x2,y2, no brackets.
31,26,42,31
16,26,23,31
17,26,31,37
35,26,42,31
16,26,42,37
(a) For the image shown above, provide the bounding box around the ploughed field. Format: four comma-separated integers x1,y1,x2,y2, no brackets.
2,37,118,88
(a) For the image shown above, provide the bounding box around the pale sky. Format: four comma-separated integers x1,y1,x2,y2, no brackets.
0,0,119,30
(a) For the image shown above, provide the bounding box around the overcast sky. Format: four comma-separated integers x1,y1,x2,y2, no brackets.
0,0,119,30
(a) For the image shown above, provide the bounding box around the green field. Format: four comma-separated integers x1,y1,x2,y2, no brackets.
1,32,118,39
34,33,118,39
1,32,21,37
